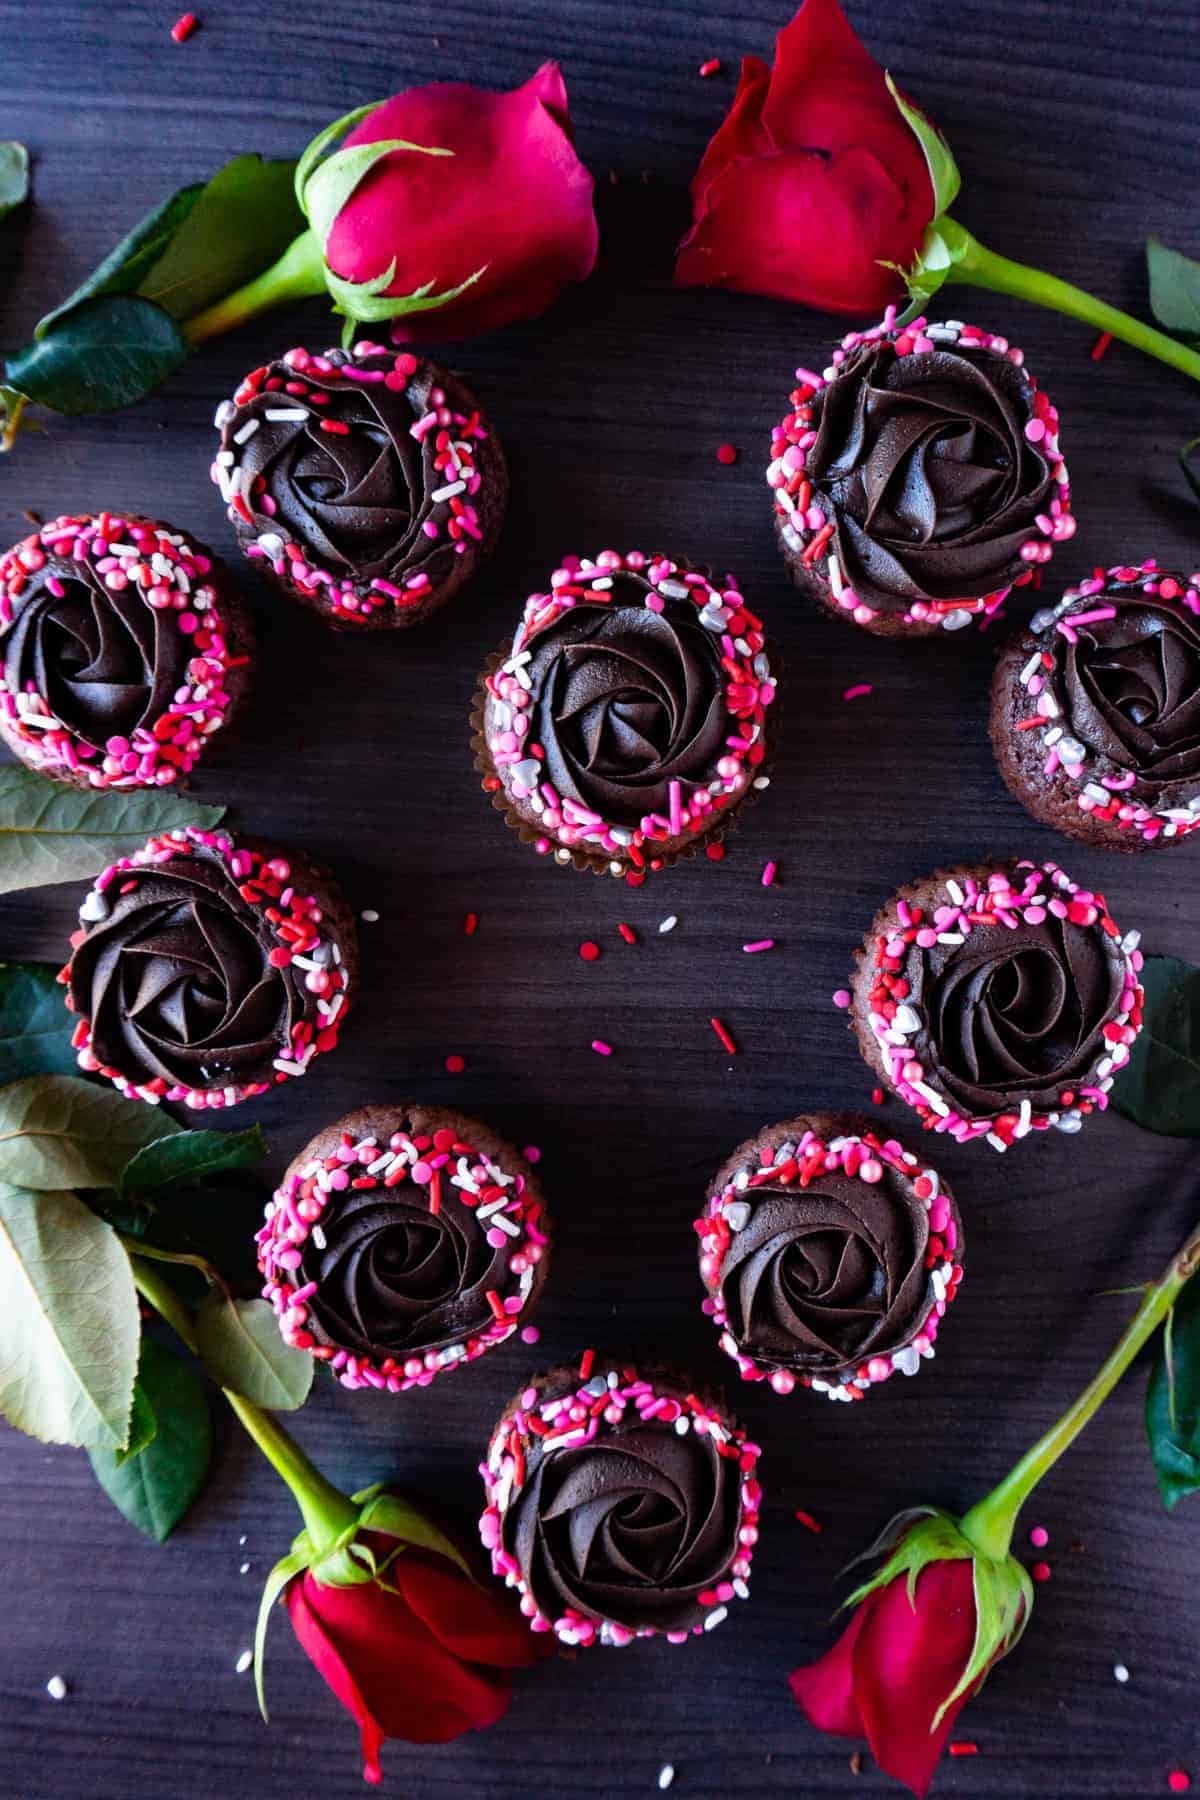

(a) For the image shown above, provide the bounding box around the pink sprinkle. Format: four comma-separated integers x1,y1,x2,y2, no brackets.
742,939,774,954
520,1325,540,1345
170,10,197,40
522,1144,541,1164
591,1040,613,1056
1024,417,1046,443
761,860,777,887
1169,1774,1191,1794
1029,1525,1049,1548
833,989,852,1009
842,683,873,702
698,56,721,77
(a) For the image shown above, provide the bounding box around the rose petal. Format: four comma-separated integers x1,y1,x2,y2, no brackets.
285,1578,387,1783
689,55,773,204
395,1552,549,1668
788,1589,871,1736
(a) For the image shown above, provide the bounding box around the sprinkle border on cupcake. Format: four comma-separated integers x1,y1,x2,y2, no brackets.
767,309,1073,634
696,1121,962,1403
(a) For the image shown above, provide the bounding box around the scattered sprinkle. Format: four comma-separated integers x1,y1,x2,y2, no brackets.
522,1144,541,1164
170,10,198,41
1169,1775,1192,1795
579,940,601,962
464,911,478,936
445,1054,466,1073
710,1016,737,1055
1031,1561,1052,1583
520,1325,540,1345
618,922,638,945
360,909,380,923
1113,1663,1130,1683
842,683,873,702
705,842,725,861
871,1087,885,1105
235,1650,253,1675
591,1039,613,1056
742,939,774,954
239,1562,251,1575
948,1742,979,1758
239,1534,247,1546
45,1676,67,1701
761,860,777,887
716,442,738,465
698,57,721,76
1090,330,1113,362
832,988,852,1009
794,1509,823,1534
1029,1525,1049,1548
658,915,678,934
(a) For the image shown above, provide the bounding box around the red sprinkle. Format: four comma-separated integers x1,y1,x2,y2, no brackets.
1169,1774,1191,1794
445,1054,466,1073
871,1087,885,1105
948,1743,979,1758
698,57,721,77
710,1016,737,1055
716,442,738,465
1031,1561,1052,1583
617,922,638,945
706,842,725,861
170,11,197,40
1090,330,1114,362
579,940,601,962
579,1348,595,1379
463,911,478,936
794,1510,823,1534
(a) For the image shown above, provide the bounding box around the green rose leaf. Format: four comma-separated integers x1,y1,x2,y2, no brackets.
89,1335,212,1541
0,1074,179,1190
0,763,223,895
0,962,78,1082
116,1376,159,1467
136,154,304,323
886,74,961,217
1147,236,1200,342
1110,955,1200,1136
35,184,204,339
1145,1272,1200,1509
195,1292,313,1411
0,1182,139,1450
120,1125,267,1197
0,141,30,220
4,294,188,417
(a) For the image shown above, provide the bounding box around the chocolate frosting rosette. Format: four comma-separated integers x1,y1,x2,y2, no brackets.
473,550,777,875
64,826,356,1106
846,858,1144,1149
480,1353,760,1648
212,342,507,630
991,559,1200,851
258,1104,550,1390
697,1114,964,1402
0,513,253,788
768,313,1072,637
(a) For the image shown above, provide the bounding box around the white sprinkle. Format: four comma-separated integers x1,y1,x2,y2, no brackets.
657,579,690,600
658,1766,675,1791
239,1562,251,1575
233,418,260,444
360,909,380,923
702,1606,728,1631
430,479,467,502
658,915,678,934
238,1534,248,1547
46,1676,68,1701
311,1224,327,1251
235,1650,253,1675
1113,1663,1130,1683
264,408,309,422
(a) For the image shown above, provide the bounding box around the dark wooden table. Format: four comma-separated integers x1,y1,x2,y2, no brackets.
1,3,1198,1797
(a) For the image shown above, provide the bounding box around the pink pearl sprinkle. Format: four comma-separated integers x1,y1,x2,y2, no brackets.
522,1144,541,1164
1029,1525,1049,1548
1024,417,1046,443
832,988,852,1009
521,1325,540,1345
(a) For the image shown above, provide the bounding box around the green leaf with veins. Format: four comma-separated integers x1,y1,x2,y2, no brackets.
195,1291,313,1410
1110,955,1200,1136
0,763,223,895
89,1336,212,1541
135,154,303,322
0,963,78,1082
35,184,203,338
0,141,30,219
4,294,188,417
0,1075,179,1190
1146,236,1200,342
1145,1272,1200,1508
120,1125,267,1196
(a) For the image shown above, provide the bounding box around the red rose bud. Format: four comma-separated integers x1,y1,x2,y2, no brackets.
789,1508,1032,1798
258,1490,547,1784
674,0,935,314
298,63,598,344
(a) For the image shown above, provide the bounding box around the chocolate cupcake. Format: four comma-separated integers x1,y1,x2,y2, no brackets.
0,512,253,788
65,826,356,1107
697,1114,964,1402
258,1103,550,1390
845,859,1143,1149
768,314,1072,636
991,559,1200,851
473,550,777,875
480,1353,760,1648
212,342,506,630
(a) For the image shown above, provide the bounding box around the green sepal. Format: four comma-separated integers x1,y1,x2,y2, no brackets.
886,215,972,327
303,138,452,252
324,261,486,333
254,1544,311,1721
352,1483,474,1580
293,103,383,214
885,73,961,217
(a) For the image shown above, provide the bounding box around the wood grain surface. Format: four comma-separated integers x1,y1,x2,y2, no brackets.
0,3,1198,1797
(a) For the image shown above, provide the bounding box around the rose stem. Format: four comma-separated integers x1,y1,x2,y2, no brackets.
959,1218,1200,1561
182,228,328,346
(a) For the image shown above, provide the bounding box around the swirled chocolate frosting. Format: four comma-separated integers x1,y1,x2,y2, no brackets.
68,850,298,1088
809,339,1052,612
525,576,727,825
226,353,477,587
719,1177,930,1374
1,562,187,748
1055,592,1200,798
505,1386,742,1632
907,910,1124,1114
301,1183,513,1359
